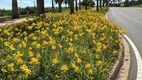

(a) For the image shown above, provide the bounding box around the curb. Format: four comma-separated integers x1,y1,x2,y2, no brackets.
109,35,130,80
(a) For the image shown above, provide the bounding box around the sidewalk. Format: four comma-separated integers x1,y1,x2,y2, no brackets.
0,18,28,27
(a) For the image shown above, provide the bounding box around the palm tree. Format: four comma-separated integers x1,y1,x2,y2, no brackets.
96,0,99,11
75,0,78,11
79,0,81,9
106,0,109,6
100,0,102,8
12,0,19,19
37,0,45,16
55,0,63,12
64,0,68,8
52,0,55,12
103,0,105,6
70,0,74,14
85,0,88,10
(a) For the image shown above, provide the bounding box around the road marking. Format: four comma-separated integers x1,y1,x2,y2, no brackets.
123,35,142,80
106,10,142,80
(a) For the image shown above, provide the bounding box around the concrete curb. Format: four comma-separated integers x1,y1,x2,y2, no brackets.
109,35,130,80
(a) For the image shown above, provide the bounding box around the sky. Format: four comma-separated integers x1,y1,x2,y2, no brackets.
0,0,125,10
0,0,62,10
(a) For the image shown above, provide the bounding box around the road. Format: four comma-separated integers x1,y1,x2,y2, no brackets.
107,7,142,80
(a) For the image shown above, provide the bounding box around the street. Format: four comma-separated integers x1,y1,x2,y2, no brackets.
107,7,142,80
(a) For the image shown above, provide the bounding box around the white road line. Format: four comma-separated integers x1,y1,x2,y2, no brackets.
106,10,142,80
123,35,142,80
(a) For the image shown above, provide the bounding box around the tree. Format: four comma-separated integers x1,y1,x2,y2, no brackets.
138,0,142,5
75,0,78,11
52,0,55,12
100,0,102,8
79,0,81,9
12,0,19,19
88,0,95,7
124,0,129,7
96,0,99,11
55,0,64,12
37,0,45,16
70,0,74,14
64,0,68,8
80,0,95,10
85,0,88,10
103,0,105,6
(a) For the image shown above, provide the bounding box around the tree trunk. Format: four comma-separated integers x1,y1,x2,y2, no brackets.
106,0,109,6
85,0,87,10
100,0,102,9
52,0,55,12
96,0,99,11
75,0,78,11
70,0,74,14
79,0,81,9
12,0,19,19
37,0,45,16
103,0,105,6
58,3,62,12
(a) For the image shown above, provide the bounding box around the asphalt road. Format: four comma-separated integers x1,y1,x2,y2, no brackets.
107,7,142,80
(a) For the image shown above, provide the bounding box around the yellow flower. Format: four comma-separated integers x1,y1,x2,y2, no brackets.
113,50,118,54
20,65,28,71
85,63,91,69
13,51,23,59
74,66,80,73
52,58,59,65
52,45,56,49
4,41,11,46
42,40,48,46
55,75,60,78
88,69,93,75
8,63,14,72
77,58,82,63
8,63,14,68
67,47,74,53
61,35,65,39
1,69,7,73
95,54,100,59
71,63,76,68
28,26,33,30
17,58,23,65
21,41,27,48
9,45,15,51
74,34,78,40
28,51,33,57
58,44,62,48
83,51,87,54
13,38,20,42
36,43,41,49
96,60,103,66
74,53,78,58
60,65,69,72
24,69,31,76
29,58,39,65
36,53,41,59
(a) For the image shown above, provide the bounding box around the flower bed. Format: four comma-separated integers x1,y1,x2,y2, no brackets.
0,10,124,80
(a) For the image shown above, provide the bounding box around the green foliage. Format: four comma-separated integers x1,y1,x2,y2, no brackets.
0,10,124,80
0,9,11,16
81,0,95,7
98,7,109,14
19,7,36,15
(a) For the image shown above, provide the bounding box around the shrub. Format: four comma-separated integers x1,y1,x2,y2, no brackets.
0,10,124,80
